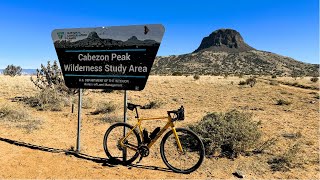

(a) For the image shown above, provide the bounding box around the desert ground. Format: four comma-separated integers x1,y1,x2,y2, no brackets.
0,75,319,179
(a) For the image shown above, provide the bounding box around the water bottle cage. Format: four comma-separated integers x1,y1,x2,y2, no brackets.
143,127,161,144
143,129,150,144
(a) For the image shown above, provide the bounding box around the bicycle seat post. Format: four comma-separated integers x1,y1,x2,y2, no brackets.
135,107,139,118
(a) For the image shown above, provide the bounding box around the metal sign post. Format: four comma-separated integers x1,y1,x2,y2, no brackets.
76,88,82,152
123,90,127,161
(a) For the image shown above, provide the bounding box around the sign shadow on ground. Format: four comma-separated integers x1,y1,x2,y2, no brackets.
0,137,173,173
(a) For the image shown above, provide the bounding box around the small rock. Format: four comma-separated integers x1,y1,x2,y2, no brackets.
233,170,245,178
310,100,316,104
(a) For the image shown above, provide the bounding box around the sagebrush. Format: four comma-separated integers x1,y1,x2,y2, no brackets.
189,110,261,158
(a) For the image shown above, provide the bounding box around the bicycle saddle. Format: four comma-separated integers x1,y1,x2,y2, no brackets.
127,103,141,111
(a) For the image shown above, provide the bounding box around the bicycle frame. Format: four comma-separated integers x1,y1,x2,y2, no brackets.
119,115,183,153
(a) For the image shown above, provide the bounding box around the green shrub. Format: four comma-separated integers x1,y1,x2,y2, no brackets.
91,102,116,115
193,74,200,80
246,77,257,87
310,77,319,83
172,72,183,76
276,99,291,105
3,65,22,77
189,110,261,158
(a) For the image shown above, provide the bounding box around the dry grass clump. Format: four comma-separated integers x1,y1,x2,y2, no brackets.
0,104,42,133
268,143,303,171
141,99,164,109
99,114,123,124
0,105,28,122
25,89,70,111
101,89,114,93
269,80,279,86
276,99,292,106
189,110,261,158
91,101,116,115
82,97,93,109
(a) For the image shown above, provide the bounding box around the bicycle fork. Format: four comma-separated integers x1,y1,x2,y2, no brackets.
171,126,184,153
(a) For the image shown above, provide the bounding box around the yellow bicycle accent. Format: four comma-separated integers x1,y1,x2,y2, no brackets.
103,103,205,174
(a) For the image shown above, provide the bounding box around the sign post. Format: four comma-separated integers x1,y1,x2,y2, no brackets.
52,25,165,155
123,90,127,161
76,88,82,152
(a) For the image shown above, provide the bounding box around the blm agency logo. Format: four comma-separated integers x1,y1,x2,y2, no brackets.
57,32,64,40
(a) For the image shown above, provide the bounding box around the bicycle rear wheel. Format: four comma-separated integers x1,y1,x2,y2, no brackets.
103,122,141,165
160,128,205,174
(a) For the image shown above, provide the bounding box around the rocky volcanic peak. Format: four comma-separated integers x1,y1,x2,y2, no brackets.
87,31,100,39
127,36,139,41
151,28,319,76
193,29,255,53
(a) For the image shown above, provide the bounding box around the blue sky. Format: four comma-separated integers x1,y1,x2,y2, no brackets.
0,0,318,68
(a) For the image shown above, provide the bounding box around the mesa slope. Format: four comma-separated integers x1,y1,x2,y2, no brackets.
152,29,319,76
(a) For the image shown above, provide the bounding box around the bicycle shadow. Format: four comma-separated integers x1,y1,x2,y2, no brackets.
0,137,173,173
128,164,172,172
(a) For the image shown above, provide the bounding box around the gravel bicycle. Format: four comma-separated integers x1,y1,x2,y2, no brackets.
103,103,205,174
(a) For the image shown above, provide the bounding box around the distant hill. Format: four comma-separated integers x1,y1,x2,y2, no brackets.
152,29,319,76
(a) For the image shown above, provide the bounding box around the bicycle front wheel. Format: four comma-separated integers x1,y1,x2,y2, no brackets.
160,128,205,174
103,122,141,165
